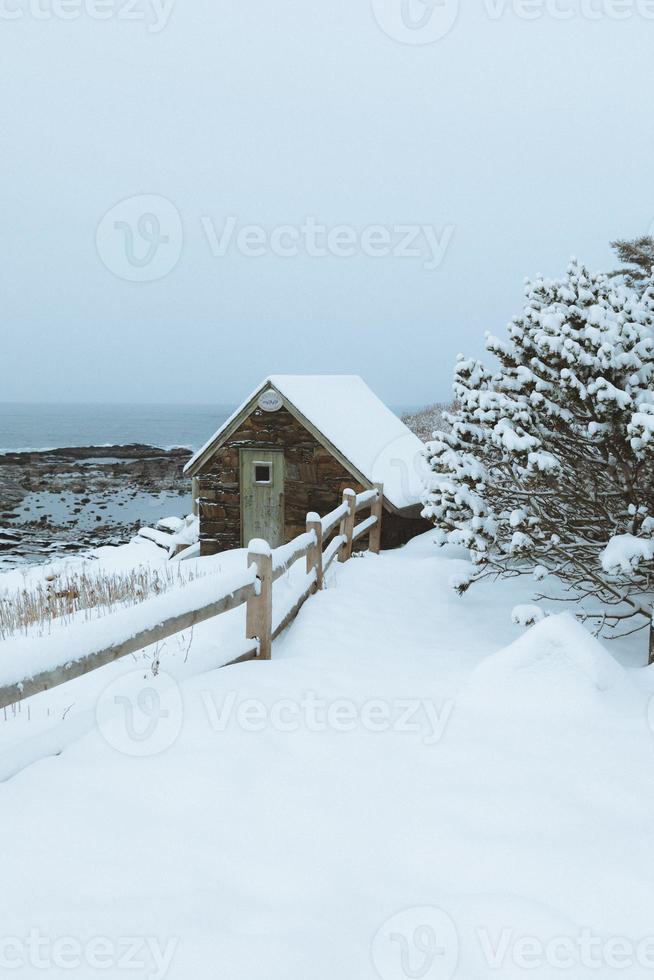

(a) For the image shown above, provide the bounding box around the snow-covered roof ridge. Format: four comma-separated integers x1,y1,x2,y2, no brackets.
184,374,426,511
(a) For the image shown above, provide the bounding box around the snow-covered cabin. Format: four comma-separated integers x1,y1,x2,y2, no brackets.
184,375,429,555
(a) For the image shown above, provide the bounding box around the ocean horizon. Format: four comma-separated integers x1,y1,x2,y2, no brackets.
0,401,418,454
0,403,236,454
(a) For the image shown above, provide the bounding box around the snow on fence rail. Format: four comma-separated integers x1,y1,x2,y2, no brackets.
0,483,384,710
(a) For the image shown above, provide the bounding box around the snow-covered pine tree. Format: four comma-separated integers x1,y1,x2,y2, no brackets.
610,234,654,295
423,260,654,640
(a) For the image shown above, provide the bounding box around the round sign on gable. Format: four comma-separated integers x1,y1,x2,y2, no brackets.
258,389,283,413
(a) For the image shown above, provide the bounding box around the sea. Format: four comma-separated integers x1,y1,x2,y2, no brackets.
0,403,235,453
0,401,416,453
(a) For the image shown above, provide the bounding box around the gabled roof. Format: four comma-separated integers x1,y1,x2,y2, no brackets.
184,375,426,512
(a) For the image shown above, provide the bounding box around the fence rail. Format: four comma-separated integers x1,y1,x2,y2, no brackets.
0,484,384,711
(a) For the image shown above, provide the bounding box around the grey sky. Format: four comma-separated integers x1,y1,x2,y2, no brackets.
1,0,652,406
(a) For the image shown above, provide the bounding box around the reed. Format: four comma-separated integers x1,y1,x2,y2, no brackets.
0,564,205,641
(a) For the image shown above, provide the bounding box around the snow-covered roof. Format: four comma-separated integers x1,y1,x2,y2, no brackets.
185,375,426,512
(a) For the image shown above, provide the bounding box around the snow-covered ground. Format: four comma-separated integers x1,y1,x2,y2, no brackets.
1,532,654,978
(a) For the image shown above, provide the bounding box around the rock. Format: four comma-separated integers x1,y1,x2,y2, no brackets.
0,443,193,565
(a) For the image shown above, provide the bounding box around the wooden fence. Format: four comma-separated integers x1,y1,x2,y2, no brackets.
0,484,384,710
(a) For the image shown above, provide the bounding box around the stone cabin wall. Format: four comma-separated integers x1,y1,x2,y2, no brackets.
196,406,429,556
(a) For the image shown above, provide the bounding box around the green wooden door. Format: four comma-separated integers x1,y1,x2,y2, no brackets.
240,449,285,548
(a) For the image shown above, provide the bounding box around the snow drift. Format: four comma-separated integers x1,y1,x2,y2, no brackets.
462,613,628,715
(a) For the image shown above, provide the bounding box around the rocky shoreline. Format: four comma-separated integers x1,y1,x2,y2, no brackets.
0,444,193,566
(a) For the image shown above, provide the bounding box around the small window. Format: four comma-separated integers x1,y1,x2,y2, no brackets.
254,462,272,485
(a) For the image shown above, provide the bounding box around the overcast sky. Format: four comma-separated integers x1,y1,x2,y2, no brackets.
1,0,652,406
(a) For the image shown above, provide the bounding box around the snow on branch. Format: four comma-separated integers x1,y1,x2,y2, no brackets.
421,258,654,636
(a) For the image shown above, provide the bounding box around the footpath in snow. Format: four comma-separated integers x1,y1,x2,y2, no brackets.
2,533,654,979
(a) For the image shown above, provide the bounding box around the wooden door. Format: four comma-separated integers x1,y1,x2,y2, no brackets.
240,449,285,548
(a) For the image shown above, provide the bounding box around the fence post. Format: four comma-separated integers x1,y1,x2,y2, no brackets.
306,512,323,590
339,488,357,562
369,482,384,555
246,539,273,660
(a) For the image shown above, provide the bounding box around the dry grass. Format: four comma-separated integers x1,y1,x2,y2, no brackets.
0,564,204,641
402,403,452,443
